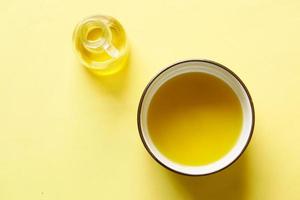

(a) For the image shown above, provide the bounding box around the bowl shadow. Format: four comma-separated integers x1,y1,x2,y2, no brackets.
163,153,249,200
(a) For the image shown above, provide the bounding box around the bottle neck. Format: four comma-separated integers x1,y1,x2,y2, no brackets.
81,21,110,51
80,20,119,58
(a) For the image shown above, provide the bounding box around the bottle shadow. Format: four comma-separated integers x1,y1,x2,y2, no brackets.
164,153,249,200
80,56,131,98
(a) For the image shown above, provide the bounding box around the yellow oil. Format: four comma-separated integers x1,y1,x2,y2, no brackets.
147,72,243,166
73,15,128,75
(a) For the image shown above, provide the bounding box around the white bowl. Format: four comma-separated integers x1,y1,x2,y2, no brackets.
137,59,255,176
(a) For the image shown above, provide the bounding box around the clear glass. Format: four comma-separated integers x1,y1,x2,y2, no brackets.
73,15,129,75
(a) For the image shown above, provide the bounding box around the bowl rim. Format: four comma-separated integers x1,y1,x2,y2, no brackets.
137,59,255,176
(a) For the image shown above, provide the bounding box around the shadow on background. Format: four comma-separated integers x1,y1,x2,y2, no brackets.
164,153,249,200
81,56,131,98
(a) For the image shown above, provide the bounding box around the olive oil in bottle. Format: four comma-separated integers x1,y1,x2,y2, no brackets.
73,15,128,75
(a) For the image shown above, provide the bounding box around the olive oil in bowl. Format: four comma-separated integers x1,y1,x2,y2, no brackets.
147,72,243,166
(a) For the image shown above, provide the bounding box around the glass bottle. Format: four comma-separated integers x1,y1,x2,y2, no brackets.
73,15,128,75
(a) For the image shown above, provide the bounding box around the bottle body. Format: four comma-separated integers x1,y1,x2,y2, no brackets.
73,15,128,75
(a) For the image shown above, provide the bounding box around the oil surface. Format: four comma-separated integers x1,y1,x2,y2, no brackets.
147,72,243,166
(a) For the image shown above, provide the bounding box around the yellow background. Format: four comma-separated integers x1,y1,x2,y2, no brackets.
1,0,300,199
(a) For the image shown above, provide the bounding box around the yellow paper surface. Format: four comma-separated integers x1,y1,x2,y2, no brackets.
0,0,299,199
